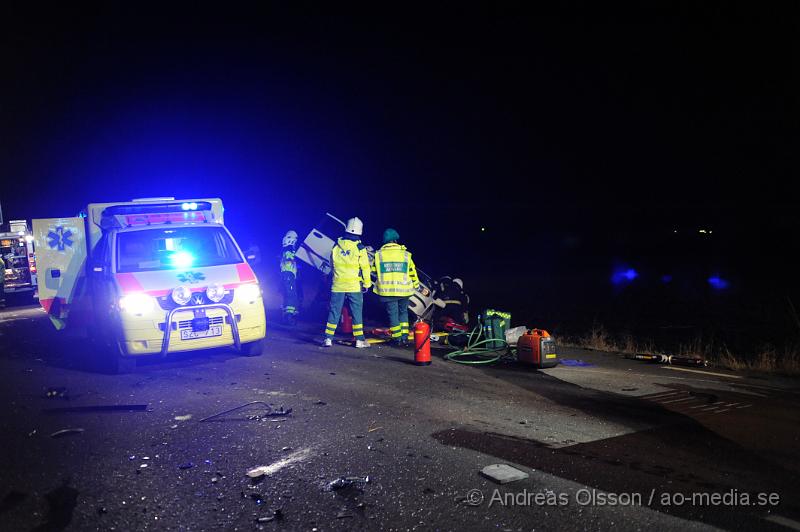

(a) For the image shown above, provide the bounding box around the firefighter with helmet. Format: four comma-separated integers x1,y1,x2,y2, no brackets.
435,276,470,328
280,230,300,325
371,228,420,346
322,217,372,348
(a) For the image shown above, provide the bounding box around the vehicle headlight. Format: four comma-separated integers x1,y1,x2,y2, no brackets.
171,285,192,305
119,293,156,315
206,283,226,303
236,283,261,303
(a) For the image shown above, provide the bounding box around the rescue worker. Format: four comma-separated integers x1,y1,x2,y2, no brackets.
435,276,470,328
322,217,372,348
280,230,300,325
371,228,420,347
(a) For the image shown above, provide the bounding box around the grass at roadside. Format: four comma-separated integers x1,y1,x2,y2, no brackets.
560,324,800,376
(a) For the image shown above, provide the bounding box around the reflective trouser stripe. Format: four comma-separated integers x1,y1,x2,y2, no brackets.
390,325,401,338
325,322,337,337
401,321,410,339
352,323,365,339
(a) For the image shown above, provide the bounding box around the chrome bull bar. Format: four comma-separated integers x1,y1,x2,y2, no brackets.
160,303,241,356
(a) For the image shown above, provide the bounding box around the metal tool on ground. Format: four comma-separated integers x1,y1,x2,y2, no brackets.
624,353,707,367
199,401,291,422
516,329,558,368
414,320,432,365
625,353,668,363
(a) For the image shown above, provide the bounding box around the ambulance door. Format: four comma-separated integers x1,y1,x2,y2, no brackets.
32,218,87,329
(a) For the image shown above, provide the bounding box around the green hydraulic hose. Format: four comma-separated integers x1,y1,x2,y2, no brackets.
444,324,511,365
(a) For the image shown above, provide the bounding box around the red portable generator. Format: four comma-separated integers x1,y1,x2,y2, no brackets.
517,329,558,368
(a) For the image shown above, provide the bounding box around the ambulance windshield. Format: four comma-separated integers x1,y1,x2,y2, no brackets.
116,226,242,273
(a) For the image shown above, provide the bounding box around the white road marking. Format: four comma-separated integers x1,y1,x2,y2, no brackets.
765,515,800,531
736,404,753,409
660,397,697,404
642,390,687,399
662,366,743,379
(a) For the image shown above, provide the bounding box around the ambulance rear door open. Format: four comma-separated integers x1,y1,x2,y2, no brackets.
32,217,87,329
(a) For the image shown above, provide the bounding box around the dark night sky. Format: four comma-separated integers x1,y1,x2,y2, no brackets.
1,3,798,283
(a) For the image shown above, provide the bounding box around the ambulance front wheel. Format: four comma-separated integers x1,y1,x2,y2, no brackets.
110,351,137,374
91,333,136,374
240,339,264,357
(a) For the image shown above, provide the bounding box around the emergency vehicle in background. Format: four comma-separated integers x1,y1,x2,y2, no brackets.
33,198,266,372
1,219,38,298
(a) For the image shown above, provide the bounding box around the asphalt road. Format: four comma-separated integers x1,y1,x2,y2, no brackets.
1,304,799,531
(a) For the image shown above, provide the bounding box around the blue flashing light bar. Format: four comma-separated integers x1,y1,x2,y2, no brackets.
104,201,212,216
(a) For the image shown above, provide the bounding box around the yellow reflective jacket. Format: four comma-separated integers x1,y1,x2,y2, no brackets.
371,242,420,297
331,237,372,293
280,246,297,275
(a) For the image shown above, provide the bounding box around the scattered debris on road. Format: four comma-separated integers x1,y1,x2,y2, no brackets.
327,476,370,491
43,404,148,414
44,387,68,399
174,414,193,421
199,401,273,422
49,428,84,438
256,509,283,522
480,464,529,484
246,448,313,478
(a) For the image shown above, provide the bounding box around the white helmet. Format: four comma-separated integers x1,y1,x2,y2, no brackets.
345,217,363,236
282,230,298,247
453,278,463,290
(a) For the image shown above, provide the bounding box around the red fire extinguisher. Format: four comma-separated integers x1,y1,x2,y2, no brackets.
340,305,353,335
414,320,431,366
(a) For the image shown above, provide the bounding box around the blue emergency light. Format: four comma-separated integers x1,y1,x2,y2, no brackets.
104,201,212,216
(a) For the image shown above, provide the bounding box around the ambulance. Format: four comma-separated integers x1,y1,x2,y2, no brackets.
33,198,266,372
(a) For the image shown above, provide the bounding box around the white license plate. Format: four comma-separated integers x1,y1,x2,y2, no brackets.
180,325,223,340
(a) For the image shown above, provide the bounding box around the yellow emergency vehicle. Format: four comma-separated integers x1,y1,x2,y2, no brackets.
33,197,266,372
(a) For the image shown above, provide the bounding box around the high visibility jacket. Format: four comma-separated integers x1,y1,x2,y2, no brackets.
280,246,297,275
331,237,372,293
372,243,419,297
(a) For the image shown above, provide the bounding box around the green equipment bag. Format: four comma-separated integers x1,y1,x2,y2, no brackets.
482,309,511,349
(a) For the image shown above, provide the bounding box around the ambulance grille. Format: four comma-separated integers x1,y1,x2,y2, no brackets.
176,316,225,330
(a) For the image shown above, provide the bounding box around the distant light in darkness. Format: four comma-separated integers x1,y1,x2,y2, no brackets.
708,276,729,290
611,268,638,285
